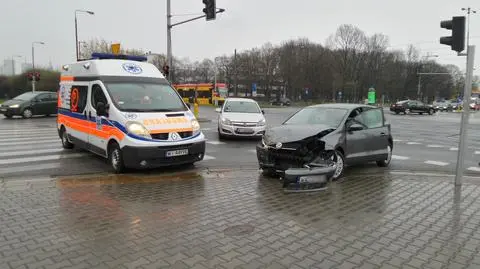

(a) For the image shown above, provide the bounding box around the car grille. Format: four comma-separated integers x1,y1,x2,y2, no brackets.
232,121,257,127
151,131,193,140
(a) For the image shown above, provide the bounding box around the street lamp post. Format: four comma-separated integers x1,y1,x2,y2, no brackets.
417,53,439,100
31,41,45,92
75,9,94,61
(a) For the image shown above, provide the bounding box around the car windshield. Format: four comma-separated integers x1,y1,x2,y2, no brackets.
105,82,187,112
224,100,260,113
284,107,348,127
13,92,38,101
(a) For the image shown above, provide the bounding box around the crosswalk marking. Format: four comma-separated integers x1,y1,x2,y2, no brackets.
0,139,59,147
450,147,458,151
407,142,421,145
475,151,480,155
203,155,215,161
424,160,449,166
0,153,86,165
0,148,65,157
393,139,403,142
392,155,409,160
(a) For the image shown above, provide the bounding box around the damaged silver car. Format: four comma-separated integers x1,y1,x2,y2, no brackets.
256,104,393,189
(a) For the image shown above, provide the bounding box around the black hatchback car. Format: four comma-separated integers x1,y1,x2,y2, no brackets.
0,91,57,118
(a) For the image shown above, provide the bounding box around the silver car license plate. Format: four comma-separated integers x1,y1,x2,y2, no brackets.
166,149,189,157
236,128,254,134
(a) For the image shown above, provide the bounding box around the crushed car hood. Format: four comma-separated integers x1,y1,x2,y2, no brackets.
263,124,335,144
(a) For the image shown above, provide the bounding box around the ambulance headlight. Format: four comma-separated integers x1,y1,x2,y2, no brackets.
191,119,200,134
126,121,151,139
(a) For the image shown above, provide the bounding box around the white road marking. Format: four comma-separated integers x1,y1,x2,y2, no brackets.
206,141,226,145
450,147,458,151
201,128,212,131
467,167,480,172
475,151,480,155
424,160,449,166
0,139,59,147
0,153,86,165
407,142,422,145
393,139,403,142
392,155,409,160
0,148,65,158
389,171,480,178
203,155,216,160
426,145,444,148
249,149,257,153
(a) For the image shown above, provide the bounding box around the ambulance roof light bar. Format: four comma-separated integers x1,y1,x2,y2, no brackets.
91,52,148,62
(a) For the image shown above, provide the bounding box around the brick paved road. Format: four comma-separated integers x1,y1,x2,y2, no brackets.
2,170,480,269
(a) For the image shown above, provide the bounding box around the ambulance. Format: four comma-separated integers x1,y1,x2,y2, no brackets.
57,53,206,173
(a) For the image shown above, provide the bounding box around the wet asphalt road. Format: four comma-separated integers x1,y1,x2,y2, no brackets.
1,106,480,180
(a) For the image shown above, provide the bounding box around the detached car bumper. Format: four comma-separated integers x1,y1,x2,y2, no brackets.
121,141,206,169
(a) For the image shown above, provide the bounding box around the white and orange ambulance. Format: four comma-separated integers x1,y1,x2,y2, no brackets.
57,53,206,173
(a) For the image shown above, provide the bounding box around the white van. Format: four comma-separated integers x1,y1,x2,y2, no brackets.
57,53,206,173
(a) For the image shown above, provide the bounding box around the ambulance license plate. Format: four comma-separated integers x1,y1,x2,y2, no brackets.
166,149,189,157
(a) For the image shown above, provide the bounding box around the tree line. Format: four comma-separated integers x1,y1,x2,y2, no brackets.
2,24,478,103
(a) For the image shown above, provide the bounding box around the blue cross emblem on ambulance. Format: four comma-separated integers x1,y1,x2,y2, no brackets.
122,63,142,74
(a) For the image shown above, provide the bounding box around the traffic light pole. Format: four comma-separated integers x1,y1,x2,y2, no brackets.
166,0,225,81
455,45,476,186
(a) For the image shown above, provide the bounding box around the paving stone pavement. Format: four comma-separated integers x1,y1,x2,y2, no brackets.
1,169,480,269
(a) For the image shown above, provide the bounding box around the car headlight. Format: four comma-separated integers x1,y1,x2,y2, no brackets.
191,119,200,133
9,104,19,108
221,117,231,125
126,121,151,139
257,118,266,126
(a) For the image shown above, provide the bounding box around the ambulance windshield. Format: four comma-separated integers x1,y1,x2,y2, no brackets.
105,82,187,112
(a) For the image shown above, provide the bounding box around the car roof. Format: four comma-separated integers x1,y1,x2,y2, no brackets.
308,103,376,110
225,98,258,103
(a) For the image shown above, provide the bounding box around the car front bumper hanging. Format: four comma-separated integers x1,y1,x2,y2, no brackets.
282,165,336,193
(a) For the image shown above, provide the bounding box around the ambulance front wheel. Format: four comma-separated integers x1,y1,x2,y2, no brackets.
60,127,74,149
108,141,125,174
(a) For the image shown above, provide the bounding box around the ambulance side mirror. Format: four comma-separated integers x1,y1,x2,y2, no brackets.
186,103,191,109
97,102,108,117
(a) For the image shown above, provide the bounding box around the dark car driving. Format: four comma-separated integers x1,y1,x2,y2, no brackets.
256,103,393,186
0,91,57,118
390,99,436,115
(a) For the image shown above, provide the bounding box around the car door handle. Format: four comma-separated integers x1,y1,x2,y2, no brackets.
380,132,387,136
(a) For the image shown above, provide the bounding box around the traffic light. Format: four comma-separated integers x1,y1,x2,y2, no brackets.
27,71,40,81
440,16,466,53
202,0,216,21
162,65,169,77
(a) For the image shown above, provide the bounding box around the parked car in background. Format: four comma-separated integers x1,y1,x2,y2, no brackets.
216,98,266,139
0,91,57,118
434,100,453,112
270,97,291,106
390,99,436,115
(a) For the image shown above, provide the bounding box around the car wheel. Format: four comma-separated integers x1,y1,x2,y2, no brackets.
108,142,125,174
60,128,74,149
376,144,392,167
22,108,33,118
218,128,226,140
331,150,345,180
419,112,423,115
4,114,12,119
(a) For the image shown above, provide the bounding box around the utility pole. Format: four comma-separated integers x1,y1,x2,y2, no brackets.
166,0,173,81
165,1,225,83
234,49,238,96
461,7,477,48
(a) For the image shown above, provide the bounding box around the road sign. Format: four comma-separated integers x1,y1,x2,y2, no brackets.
111,43,120,54
252,83,257,97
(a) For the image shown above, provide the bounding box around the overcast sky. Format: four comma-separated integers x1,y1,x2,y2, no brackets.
1,0,478,76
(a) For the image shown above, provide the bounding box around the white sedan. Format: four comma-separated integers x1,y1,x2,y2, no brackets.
216,98,266,139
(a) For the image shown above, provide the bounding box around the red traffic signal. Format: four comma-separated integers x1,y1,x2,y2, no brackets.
27,71,40,81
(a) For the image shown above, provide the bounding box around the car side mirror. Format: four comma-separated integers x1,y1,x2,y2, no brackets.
347,123,364,132
186,103,191,109
97,102,108,116
215,108,221,113
261,110,265,114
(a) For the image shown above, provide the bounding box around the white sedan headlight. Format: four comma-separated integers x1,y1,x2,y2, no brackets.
221,117,232,125
257,118,266,126
191,119,200,133
126,121,151,139
9,104,19,108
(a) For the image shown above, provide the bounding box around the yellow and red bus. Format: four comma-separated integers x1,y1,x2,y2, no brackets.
172,83,228,106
